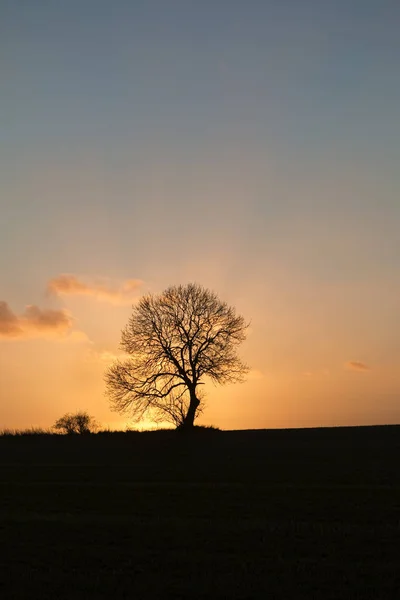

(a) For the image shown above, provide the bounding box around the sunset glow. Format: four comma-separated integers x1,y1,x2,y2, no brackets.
2,1,399,431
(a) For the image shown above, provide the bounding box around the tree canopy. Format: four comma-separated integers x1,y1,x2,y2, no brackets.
105,283,249,429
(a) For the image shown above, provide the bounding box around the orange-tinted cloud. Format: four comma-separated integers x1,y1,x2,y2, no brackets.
85,348,124,363
47,274,143,305
60,330,92,344
345,360,371,372
0,301,72,340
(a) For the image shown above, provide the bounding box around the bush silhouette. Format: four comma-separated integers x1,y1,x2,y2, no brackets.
53,411,98,435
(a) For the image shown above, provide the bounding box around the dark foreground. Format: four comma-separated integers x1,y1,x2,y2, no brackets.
1,425,399,599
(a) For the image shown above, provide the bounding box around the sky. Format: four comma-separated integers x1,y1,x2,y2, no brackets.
1,0,399,430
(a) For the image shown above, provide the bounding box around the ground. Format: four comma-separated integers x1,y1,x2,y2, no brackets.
1,426,399,599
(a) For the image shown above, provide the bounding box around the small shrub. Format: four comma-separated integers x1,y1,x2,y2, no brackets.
53,411,98,435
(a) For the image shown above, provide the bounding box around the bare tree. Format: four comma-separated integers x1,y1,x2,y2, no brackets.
53,411,98,435
105,283,249,429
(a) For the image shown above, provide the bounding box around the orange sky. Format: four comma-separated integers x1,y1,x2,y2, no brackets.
1,267,399,431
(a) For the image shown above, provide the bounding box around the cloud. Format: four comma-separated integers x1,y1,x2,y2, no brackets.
60,330,92,344
345,361,371,373
47,274,143,305
0,301,73,340
85,348,127,363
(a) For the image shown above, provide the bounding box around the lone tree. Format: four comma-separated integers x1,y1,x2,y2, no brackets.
105,283,249,429
53,411,98,435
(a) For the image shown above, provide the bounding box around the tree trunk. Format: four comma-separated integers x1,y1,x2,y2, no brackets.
181,389,200,430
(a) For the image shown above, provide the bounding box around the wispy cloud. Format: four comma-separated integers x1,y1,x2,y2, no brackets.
0,301,73,340
85,348,127,363
60,330,92,344
345,360,371,373
47,274,143,305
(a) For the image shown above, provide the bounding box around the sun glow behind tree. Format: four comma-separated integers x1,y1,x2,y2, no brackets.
105,283,249,429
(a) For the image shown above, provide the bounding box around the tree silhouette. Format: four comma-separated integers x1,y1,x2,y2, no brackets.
53,411,98,434
105,283,249,429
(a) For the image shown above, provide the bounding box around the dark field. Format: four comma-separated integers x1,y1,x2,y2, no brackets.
1,426,399,599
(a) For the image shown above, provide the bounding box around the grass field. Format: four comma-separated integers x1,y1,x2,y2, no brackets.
1,426,399,599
